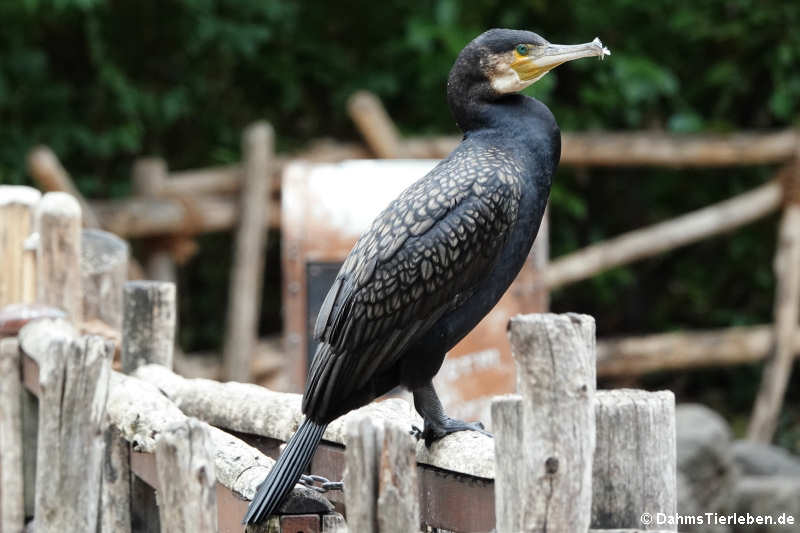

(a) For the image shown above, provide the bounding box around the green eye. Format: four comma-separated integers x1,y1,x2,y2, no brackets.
516,44,529,56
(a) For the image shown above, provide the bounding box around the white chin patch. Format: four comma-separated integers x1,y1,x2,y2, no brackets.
491,66,540,94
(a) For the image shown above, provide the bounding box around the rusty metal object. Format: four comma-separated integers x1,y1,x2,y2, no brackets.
281,160,548,420
281,514,321,533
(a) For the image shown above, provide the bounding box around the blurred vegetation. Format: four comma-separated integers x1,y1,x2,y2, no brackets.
1,1,798,448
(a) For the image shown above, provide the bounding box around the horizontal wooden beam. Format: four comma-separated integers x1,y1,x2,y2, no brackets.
597,324,800,377
542,179,783,289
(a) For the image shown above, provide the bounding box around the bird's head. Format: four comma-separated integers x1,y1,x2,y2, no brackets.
449,29,610,97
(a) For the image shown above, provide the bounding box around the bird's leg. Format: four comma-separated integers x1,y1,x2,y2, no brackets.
412,381,492,447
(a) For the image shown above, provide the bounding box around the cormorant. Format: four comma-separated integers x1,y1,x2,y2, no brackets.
244,28,609,524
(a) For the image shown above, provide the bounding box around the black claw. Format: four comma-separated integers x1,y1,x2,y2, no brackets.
410,425,424,440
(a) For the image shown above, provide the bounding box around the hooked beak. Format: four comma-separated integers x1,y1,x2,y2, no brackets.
512,37,611,82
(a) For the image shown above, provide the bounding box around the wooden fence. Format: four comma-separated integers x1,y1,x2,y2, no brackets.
0,188,680,532
22,91,800,443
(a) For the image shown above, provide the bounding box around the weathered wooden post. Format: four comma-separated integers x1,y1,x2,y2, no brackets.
494,313,596,533
223,121,274,382
35,192,83,322
592,389,677,531
121,280,176,373
19,319,113,533
0,185,40,307
0,338,25,533
120,279,176,532
155,419,219,531
344,416,420,533
132,157,178,283
82,228,129,331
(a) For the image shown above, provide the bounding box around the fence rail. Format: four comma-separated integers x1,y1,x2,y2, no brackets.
1,185,680,532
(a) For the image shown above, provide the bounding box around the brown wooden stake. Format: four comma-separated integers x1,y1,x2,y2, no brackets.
154,419,219,532
0,338,25,533
27,146,101,228
347,91,404,158
19,319,112,533
121,280,176,373
133,157,179,284
500,313,596,533
36,192,83,323
749,199,800,441
0,186,40,308
542,179,783,290
81,228,129,331
223,122,274,382
592,389,677,530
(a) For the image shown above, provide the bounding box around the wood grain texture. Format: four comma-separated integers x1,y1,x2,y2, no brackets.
35,192,83,322
592,389,677,531
121,280,176,373
155,418,219,532
27,324,112,533
0,186,40,307
505,313,596,533
344,416,382,533
377,422,420,533
0,338,25,533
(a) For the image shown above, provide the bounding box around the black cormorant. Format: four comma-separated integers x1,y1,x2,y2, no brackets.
244,28,609,524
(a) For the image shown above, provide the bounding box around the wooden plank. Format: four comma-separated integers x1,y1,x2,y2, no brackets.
155,419,219,532
343,416,381,533
223,122,274,382
36,192,83,322
0,338,24,533
0,186,40,307
121,280,176,373
501,313,596,533
542,179,783,289
99,426,132,533
592,390,677,530
377,422,420,533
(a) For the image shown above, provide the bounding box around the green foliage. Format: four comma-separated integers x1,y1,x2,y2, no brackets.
1,0,798,447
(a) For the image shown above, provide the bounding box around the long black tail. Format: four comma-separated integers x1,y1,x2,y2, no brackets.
242,418,328,524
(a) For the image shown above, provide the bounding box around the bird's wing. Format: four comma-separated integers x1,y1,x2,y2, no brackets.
303,145,523,418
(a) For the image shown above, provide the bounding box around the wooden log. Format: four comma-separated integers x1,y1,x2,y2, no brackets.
155,419,218,532
81,228,129,331
597,324,800,377
592,389,677,530
400,130,799,167
91,194,281,237
19,319,113,533
748,203,800,442
377,421,420,533
542,179,783,289
344,416,382,533
121,280,176,373
559,129,799,167
0,338,24,533
133,363,495,479
0,186,40,307
36,192,83,322
99,426,131,533
348,91,404,158
223,122,274,382
27,146,101,227
503,313,596,533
